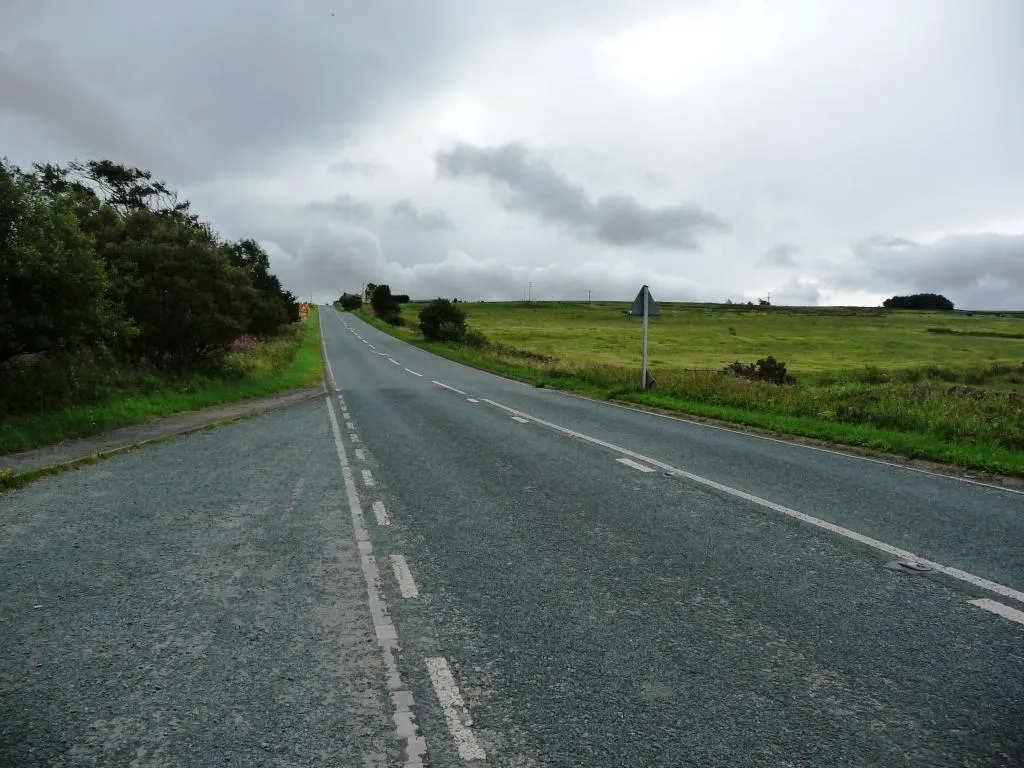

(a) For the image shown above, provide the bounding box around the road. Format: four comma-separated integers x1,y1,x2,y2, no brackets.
2,305,1023,767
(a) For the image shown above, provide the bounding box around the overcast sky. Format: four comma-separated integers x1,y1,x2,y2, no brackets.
3,0,1022,307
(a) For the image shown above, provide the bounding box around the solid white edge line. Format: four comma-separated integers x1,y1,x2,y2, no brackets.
617,457,656,473
405,368,424,377
390,554,420,598
510,416,529,424
425,657,486,761
480,397,1024,606
341,306,1020,496
551,389,1024,497
969,598,1024,627
325,396,426,766
432,380,468,396
362,469,376,487
372,500,391,526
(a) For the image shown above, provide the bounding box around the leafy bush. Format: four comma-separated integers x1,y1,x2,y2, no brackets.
419,299,467,341
338,292,362,311
370,284,402,324
883,293,954,310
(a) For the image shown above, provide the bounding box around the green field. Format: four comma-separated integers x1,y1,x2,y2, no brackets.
0,309,323,456
360,301,1024,476
401,301,1024,374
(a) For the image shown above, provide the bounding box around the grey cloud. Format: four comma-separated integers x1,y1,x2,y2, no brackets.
265,226,722,304
0,0,675,182
0,1,465,181
770,276,821,306
436,141,728,249
841,232,1024,309
388,199,454,232
0,40,189,174
329,158,381,177
302,194,374,224
759,243,799,268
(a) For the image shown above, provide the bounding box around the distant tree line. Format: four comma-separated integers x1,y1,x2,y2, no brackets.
1,158,298,374
883,293,954,311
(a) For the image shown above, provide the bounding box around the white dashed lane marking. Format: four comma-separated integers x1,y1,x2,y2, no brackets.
425,658,486,761
432,380,468,395
372,500,391,526
390,555,420,598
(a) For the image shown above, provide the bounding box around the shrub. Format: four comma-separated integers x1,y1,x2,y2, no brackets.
338,292,362,311
883,293,954,310
722,356,793,384
370,284,401,324
464,328,489,349
419,299,467,341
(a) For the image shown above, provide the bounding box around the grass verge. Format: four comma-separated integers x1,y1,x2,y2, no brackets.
0,308,322,456
354,308,1024,477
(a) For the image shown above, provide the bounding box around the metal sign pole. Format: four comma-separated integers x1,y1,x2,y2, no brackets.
641,286,649,390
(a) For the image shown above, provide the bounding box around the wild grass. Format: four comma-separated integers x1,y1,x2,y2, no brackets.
0,308,322,455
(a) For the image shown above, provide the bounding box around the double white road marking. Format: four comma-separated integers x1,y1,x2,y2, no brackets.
323,314,486,763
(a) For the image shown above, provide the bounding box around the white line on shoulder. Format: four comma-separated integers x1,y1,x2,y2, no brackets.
969,598,1024,627
480,398,1024,606
617,457,656,473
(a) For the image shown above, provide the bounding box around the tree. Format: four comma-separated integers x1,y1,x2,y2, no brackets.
339,292,363,311
110,228,255,366
883,293,954,310
419,298,467,341
225,239,297,332
370,284,401,324
0,160,127,372
364,282,377,302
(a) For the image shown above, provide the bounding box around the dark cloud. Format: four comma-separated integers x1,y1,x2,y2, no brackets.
302,194,374,224
435,141,728,249
388,199,454,232
759,243,799,268
842,232,1024,309
0,1,466,180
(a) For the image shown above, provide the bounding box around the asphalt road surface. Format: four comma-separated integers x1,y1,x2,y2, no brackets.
2,305,1023,767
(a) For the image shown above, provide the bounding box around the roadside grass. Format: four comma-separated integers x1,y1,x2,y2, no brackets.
0,308,322,456
353,303,1024,476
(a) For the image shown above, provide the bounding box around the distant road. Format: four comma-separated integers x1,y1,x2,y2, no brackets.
2,305,1022,767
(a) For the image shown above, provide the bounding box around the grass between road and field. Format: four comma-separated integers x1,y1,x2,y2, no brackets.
0,308,322,458
353,301,1024,477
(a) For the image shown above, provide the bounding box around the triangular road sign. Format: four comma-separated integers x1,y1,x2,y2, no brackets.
628,285,660,317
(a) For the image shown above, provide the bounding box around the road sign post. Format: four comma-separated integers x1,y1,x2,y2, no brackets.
628,285,659,390
642,288,649,389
